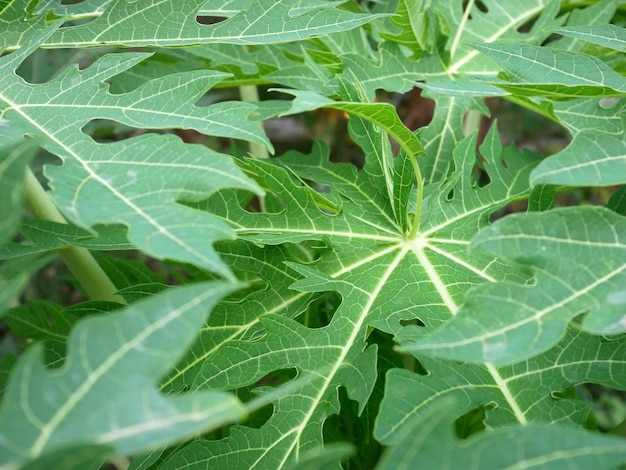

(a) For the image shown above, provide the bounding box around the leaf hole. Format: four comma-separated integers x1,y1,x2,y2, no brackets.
516,18,536,34
81,119,143,144
195,16,227,25
224,368,298,431
295,292,341,328
58,15,98,29
399,318,426,328
15,49,96,84
474,167,491,188
454,405,488,439
323,387,382,466
462,0,488,18
283,240,326,264
244,192,287,214
489,200,528,223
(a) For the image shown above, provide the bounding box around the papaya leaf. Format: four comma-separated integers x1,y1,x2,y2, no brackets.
6,0,386,50
159,120,540,467
405,206,626,364
377,401,626,470
0,282,245,470
0,24,265,279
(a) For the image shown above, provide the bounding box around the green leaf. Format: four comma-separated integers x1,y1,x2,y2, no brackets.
0,255,55,318
607,186,626,216
548,0,619,52
0,221,133,259
158,123,539,467
0,134,40,245
4,300,76,343
405,206,626,365
379,329,626,442
0,26,265,279
379,0,434,57
418,94,486,183
473,43,626,98
549,24,626,53
528,184,556,212
377,402,626,470
552,97,626,136
276,85,424,160
8,0,385,49
433,0,562,77
0,282,246,469
531,132,626,186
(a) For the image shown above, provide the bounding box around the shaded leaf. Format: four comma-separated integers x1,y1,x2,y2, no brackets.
0,26,265,279
379,329,626,442
473,43,626,98
377,402,626,470
0,136,40,245
0,282,246,469
406,206,626,364
11,0,386,49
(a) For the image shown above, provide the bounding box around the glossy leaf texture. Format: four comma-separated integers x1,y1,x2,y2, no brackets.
0,282,245,470
1,0,626,468
405,206,626,364
4,0,385,49
377,402,626,470
0,22,265,279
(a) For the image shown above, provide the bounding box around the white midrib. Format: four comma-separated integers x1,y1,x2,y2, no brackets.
411,242,528,425
272,247,411,468
166,243,402,393
28,290,215,457
432,262,626,350
447,4,546,75
1,95,222,274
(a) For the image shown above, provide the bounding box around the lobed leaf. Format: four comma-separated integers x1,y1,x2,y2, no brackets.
406,206,626,364
377,403,626,470
157,121,540,466
379,329,626,442
0,24,265,279
8,0,386,49
473,43,626,98
0,282,245,470
531,132,626,186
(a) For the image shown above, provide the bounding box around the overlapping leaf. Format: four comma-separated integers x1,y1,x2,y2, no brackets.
379,329,626,444
531,97,626,186
0,25,266,279
429,0,563,77
474,43,626,98
0,135,39,245
156,111,540,467
377,400,626,470
0,221,132,259
406,206,626,364
0,282,245,470
6,0,385,50
550,24,626,53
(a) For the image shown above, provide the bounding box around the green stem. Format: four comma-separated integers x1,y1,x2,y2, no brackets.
239,85,269,160
239,84,269,213
23,169,126,305
463,108,483,136
407,155,424,240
